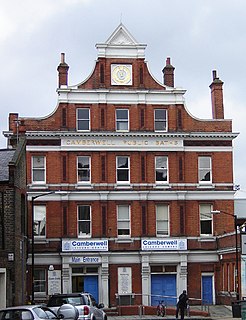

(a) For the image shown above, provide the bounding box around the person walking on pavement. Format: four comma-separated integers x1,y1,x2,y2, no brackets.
176,290,188,320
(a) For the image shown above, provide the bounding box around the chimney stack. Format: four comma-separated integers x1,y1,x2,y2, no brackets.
162,57,175,87
57,53,69,87
209,70,224,119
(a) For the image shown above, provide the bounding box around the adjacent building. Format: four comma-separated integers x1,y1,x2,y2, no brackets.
0,139,27,307
4,24,239,307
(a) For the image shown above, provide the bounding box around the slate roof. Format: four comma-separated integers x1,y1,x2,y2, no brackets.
0,149,15,181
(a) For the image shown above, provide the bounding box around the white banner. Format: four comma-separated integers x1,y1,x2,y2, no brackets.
62,240,108,252
141,239,187,251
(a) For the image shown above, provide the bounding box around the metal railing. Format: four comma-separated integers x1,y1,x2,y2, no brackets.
115,293,210,316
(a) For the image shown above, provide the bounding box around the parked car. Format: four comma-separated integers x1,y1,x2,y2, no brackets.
0,305,58,320
47,293,107,320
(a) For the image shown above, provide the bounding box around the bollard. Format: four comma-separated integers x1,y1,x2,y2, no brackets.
138,305,143,318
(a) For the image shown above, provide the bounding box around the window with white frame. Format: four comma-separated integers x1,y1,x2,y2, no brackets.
32,156,46,183
77,156,91,182
34,205,46,237
117,205,130,236
77,108,90,131
117,156,130,183
155,156,168,183
156,204,169,236
34,269,46,294
200,204,212,235
78,205,91,237
154,109,167,131
116,109,129,131
198,156,212,183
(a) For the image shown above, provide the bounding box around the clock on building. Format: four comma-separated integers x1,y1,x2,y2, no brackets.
111,64,132,85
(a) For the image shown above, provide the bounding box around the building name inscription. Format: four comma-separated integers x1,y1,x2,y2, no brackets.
62,137,183,149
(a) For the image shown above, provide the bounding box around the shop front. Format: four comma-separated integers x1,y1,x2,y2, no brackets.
61,239,109,307
141,238,188,306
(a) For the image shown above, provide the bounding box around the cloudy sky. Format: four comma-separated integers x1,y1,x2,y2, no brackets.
0,0,246,193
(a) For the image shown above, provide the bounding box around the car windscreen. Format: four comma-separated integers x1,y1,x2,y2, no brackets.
48,296,86,307
66,297,85,305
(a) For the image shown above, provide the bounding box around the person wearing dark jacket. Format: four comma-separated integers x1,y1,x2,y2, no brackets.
176,290,188,320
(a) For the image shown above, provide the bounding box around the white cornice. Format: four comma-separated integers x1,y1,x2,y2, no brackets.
26,145,233,153
25,131,237,152
27,190,235,201
25,131,238,139
57,88,186,105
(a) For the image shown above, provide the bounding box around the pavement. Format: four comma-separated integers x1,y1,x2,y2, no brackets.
107,305,241,320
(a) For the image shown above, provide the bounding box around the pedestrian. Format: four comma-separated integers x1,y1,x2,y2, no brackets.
176,290,188,320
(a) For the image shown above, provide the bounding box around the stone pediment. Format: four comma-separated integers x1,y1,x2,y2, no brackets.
106,23,138,45
96,23,147,58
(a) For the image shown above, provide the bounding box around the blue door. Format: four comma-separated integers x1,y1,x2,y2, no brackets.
202,275,213,304
84,276,98,303
151,274,176,306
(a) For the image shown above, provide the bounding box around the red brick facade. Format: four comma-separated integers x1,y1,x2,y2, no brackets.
6,24,238,307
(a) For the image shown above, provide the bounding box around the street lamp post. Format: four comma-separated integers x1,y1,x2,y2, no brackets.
211,210,240,301
30,192,55,304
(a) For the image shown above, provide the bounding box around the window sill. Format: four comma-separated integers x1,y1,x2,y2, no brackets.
154,184,170,189
34,237,48,244
29,183,48,189
115,184,131,189
198,236,216,242
115,238,133,243
78,234,91,238
197,183,215,189
76,184,93,189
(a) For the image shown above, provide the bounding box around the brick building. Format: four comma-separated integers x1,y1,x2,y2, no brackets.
5,24,239,306
0,139,27,307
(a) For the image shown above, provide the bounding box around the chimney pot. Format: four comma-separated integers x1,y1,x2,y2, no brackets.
57,52,69,87
210,70,224,119
61,53,65,64
162,57,175,87
212,70,217,80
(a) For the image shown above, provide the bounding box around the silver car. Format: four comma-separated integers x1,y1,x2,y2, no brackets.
0,305,58,320
47,293,107,320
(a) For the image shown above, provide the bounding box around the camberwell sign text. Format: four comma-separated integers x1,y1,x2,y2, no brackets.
141,239,187,251
62,240,108,252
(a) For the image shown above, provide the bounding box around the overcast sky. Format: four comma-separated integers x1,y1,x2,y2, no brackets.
0,0,245,193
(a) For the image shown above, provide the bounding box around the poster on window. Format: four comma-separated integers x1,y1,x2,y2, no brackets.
48,270,61,295
118,267,132,294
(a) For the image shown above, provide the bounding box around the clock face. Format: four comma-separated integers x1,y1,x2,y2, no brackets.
111,64,132,85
